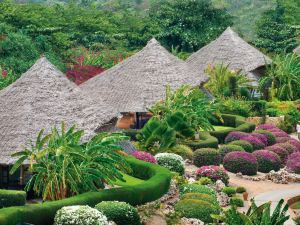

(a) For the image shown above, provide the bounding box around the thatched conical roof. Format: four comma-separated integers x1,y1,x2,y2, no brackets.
81,38,208,113
187,27,272,86
294,46,300,55
0,58,116,165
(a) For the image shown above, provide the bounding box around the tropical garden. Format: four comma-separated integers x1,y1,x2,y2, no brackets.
0,0,300,225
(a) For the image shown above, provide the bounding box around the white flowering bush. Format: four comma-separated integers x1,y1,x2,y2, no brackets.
54,205,109,225
155,153,185,175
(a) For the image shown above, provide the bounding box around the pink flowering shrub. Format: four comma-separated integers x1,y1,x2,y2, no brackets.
223,151,258,175
275,137,290,143
252,150,281,173
287,139,300,152
196,166,229,185
272,132,289,138
240,136,265,150
268,128,283,132
132,150,157,164
225,132,248,144
256,124,277,130
286,152,300,174
250,133,268,146
265,145,289,164
277,142,297,154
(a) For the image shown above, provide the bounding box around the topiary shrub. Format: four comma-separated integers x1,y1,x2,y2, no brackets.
132,151,157,164
240,136,265,150
167,145,193,160
265,145,289,164
219,144,245,159
286,152,300,174
180,184,216,196
193,148,220,167
275,137,291,143
0,189,26,208
236,186,246,193
277,142,297,154
196,165,229,185
224,132,248,143
175,199,220,223
223,151,258,175
229,140,253,153
181,193,218,205
54,205,108,225
287,139,300,152
252,150,281,173
272,131,289,138
95,201,140,225
155,153,185,175
222,187,236,196
230,197,244,207
250,133,268,146
254,130,276,146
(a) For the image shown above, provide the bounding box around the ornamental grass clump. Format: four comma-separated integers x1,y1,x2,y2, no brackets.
286,152,300,174
54,205,108,225
224,132,248,143
223,151,258,175
240,136,265,150
229,140,253,153
132,150,157,164
266,145,289,164
252,150,281,173
219,145,245,159
155,153,185,175
193,148,221,167
196,165,229,185
287,139,300,152
254,130,276,146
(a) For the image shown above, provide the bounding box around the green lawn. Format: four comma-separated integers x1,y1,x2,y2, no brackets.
112,173,145,187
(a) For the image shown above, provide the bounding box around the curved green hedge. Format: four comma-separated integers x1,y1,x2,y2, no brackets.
0,157,171,225
210,114,255,143
183,131,218,150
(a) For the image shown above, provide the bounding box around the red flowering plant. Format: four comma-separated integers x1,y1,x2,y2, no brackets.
132,150,157,164
0,66,17,90
196,165,229,185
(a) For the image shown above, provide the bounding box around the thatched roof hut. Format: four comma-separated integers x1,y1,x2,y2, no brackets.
81,38,209,113
187,27,272,86
0,58,115,165
294,46,300,56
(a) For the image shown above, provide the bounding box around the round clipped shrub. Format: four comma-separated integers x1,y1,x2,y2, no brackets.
180,184,216,196
272,131,289,138
240,136,265,150
181,193,218,205
286,152,300,174
167,145,193,160
254,130,276,146
277,142,297,154
229,140,253,153
196,165,229,185
236,186,246,193
287,139,300,152
230,197,244,207
54,205,108,225
265,145,289,163
276,137,291,143
225,132,248,143
197,177,213,185
219,144,245,159
251,133,268,146
252,150,281,173
193,148,220,167
175,199,220,223
132,150,156,164
155,153,185,175
223,151,258,175
256,124,277,130
95,201,140,225
222,187,236,196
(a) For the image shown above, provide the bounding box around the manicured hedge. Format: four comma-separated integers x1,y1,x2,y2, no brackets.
0,189,26,209
0,157,171,225
210,114,255,143
184,132,218,150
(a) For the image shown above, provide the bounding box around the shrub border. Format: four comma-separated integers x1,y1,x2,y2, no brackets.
0,157,171,225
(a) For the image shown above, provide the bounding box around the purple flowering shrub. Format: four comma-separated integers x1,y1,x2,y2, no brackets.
240,136,265,150
253,130,276,146
196,166,229,185
265,145,289,164
275,137,290,143
132,150,157,164
252,150,281,173
250,133,268,146
272,132,289,138
224,132,248,144
287,139,300,152
223,151,258,175
256,124,277,130
286,152,300,174
277,142,297,154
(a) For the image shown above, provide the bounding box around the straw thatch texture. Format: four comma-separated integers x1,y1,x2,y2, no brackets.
0,58,116,165
81,38,209,113
187,27,272,86
294,46,300,55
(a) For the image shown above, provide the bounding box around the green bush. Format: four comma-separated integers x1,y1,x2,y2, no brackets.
167,145,193,160
236,186,246,193
250,100,267,117
183,132,218,150
266,108,279,117
180,184,216,196
0,189,26,208
95,201,140,225
123,129,139,141
219,144,245,159
0,157,171,225
229,140,253,153
155,153,185,175
197,177,213,185
175,199,220,223
230,197,244,207
181,193,218,205
193,148,220,167
222,187,236,196
253,130,276,146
